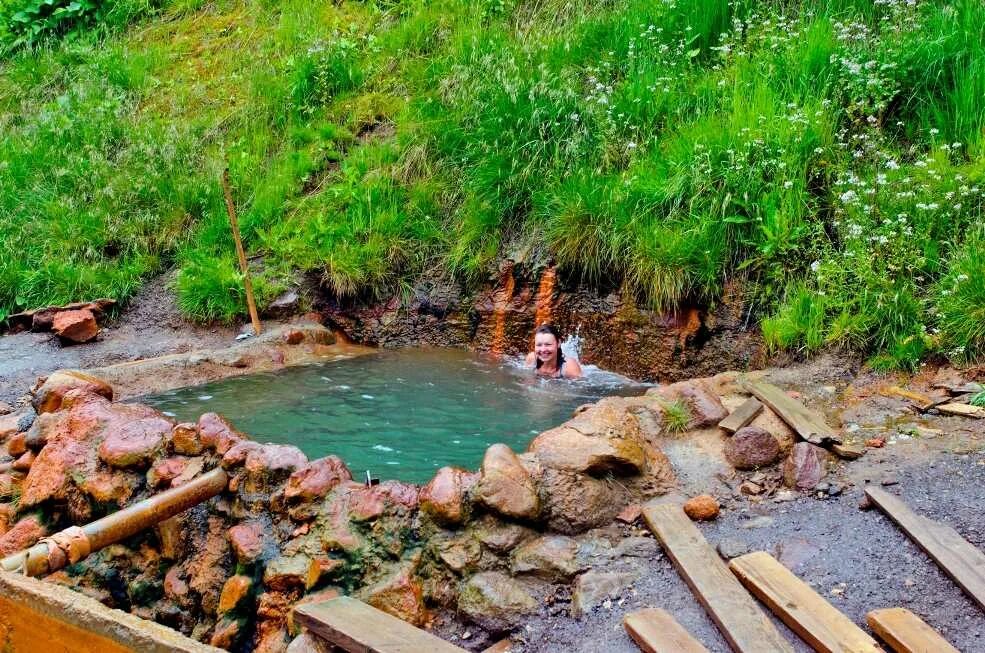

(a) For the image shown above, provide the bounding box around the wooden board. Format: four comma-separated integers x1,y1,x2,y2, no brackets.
718,398,764,434
481,639,515,653
641,502,794,653
866,486,985,611
937,402,985,418
729,552,881,653
746,381,841,445
866,608,959,653
293,596,467,653
623,608,710,653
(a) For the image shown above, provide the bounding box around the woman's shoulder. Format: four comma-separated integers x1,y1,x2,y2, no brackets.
524,351,536,366
562,358,583,379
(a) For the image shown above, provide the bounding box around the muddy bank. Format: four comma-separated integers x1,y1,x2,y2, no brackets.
316,263,764,383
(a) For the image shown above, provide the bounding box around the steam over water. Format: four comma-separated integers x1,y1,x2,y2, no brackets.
140,348,648,483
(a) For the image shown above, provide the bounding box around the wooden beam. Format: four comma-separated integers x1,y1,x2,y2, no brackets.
866,608,958,653
641,502,794,653
746,381,841,445
623,608,710,653
936,403,985,419
865,486,985,611
294,596,467,653
718,398,763,434
729,552,881,653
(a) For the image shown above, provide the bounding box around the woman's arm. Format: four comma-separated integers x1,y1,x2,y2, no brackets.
525,352,536,367
562,358,583,379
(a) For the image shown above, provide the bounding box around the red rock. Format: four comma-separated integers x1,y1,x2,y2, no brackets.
285,632,334,653
198,413,245,454
540,467,626,534
52,309,98,343
164,566,189,600
244,445,308,492
347,481,420,522
420,466,476,526
360,561,427,626
476,444,540,520
254,625,290,653
0,503,14,537
783,443,829,490
187,516,231,616
723,426,781,470
865,437,886,448
156,516,185,559
228,522,266,564
171,423,204,455
510,535,586,581
0,515,45,556
616,503,642,524
283,330,305,345
80,469,137,505
221,441,262,469
210,616,244,649
148,457,192,488
12,450,35,471
683,495,720,521
20,438,91,507
257,591,292,620
31,370,113,414
218,575,254,614
284,456,351,503
6,432,26,457
98,416,170,468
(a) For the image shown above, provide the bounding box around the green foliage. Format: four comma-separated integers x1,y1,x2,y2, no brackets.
2,0,985,369
660,399,692,434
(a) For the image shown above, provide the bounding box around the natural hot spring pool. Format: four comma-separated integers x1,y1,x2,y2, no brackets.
140,348,648,483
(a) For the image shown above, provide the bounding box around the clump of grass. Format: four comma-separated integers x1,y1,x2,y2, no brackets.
660,399,692,435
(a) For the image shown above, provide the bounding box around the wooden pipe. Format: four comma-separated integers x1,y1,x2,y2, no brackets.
1,467,228,576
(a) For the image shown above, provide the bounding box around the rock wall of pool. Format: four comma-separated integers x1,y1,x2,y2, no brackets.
0,352,745,652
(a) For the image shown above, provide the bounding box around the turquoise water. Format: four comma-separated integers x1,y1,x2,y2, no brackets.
139,348,647,484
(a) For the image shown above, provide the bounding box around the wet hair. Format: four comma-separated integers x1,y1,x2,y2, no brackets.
533,324,565,371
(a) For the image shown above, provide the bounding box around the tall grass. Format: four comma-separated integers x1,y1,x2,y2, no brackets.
2,0,985,368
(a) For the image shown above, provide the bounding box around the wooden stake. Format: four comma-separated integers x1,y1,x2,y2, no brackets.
221,168,262,336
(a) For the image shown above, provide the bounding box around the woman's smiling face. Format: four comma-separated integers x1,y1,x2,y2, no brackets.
534,332,559,364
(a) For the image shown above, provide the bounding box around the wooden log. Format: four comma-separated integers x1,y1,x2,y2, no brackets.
1,468,228,576
865,486,985,611
294,596,467,653
729,551,881,653
746,381,841,445
641,502,794,653
718,398,763,434
866,608,959,653
623,608,710,653
221,168,262,337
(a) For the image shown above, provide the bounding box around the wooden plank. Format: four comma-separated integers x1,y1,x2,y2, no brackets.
729,552,881,653
718,398,763,434
481,639,515,653
623,608,711,653
746,381,841,445
866,608,959,653
937,402,985,418
294,596,467,653
641,502,795,653
866,486,985,611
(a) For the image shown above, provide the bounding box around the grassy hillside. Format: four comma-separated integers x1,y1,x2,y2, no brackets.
1,0,984,368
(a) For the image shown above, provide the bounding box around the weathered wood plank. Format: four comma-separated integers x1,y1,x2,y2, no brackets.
866,608,959,653
937,402,985,418
294,596,467,653
746,381,841,445
623,608,710,653
729,552,881,653
641,502,794,653
481,638,515,653
718,398,764,434
865,486,985,611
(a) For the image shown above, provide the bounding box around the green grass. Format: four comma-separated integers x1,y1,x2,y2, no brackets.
1,0,985,368
660,399,692,434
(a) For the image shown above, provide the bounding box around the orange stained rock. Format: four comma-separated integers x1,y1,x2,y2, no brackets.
533,266,557,330
490,266,517,357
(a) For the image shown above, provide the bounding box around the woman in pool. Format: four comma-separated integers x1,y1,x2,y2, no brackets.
525,324,583,379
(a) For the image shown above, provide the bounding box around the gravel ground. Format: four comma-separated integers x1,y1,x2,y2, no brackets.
511,451,985,652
